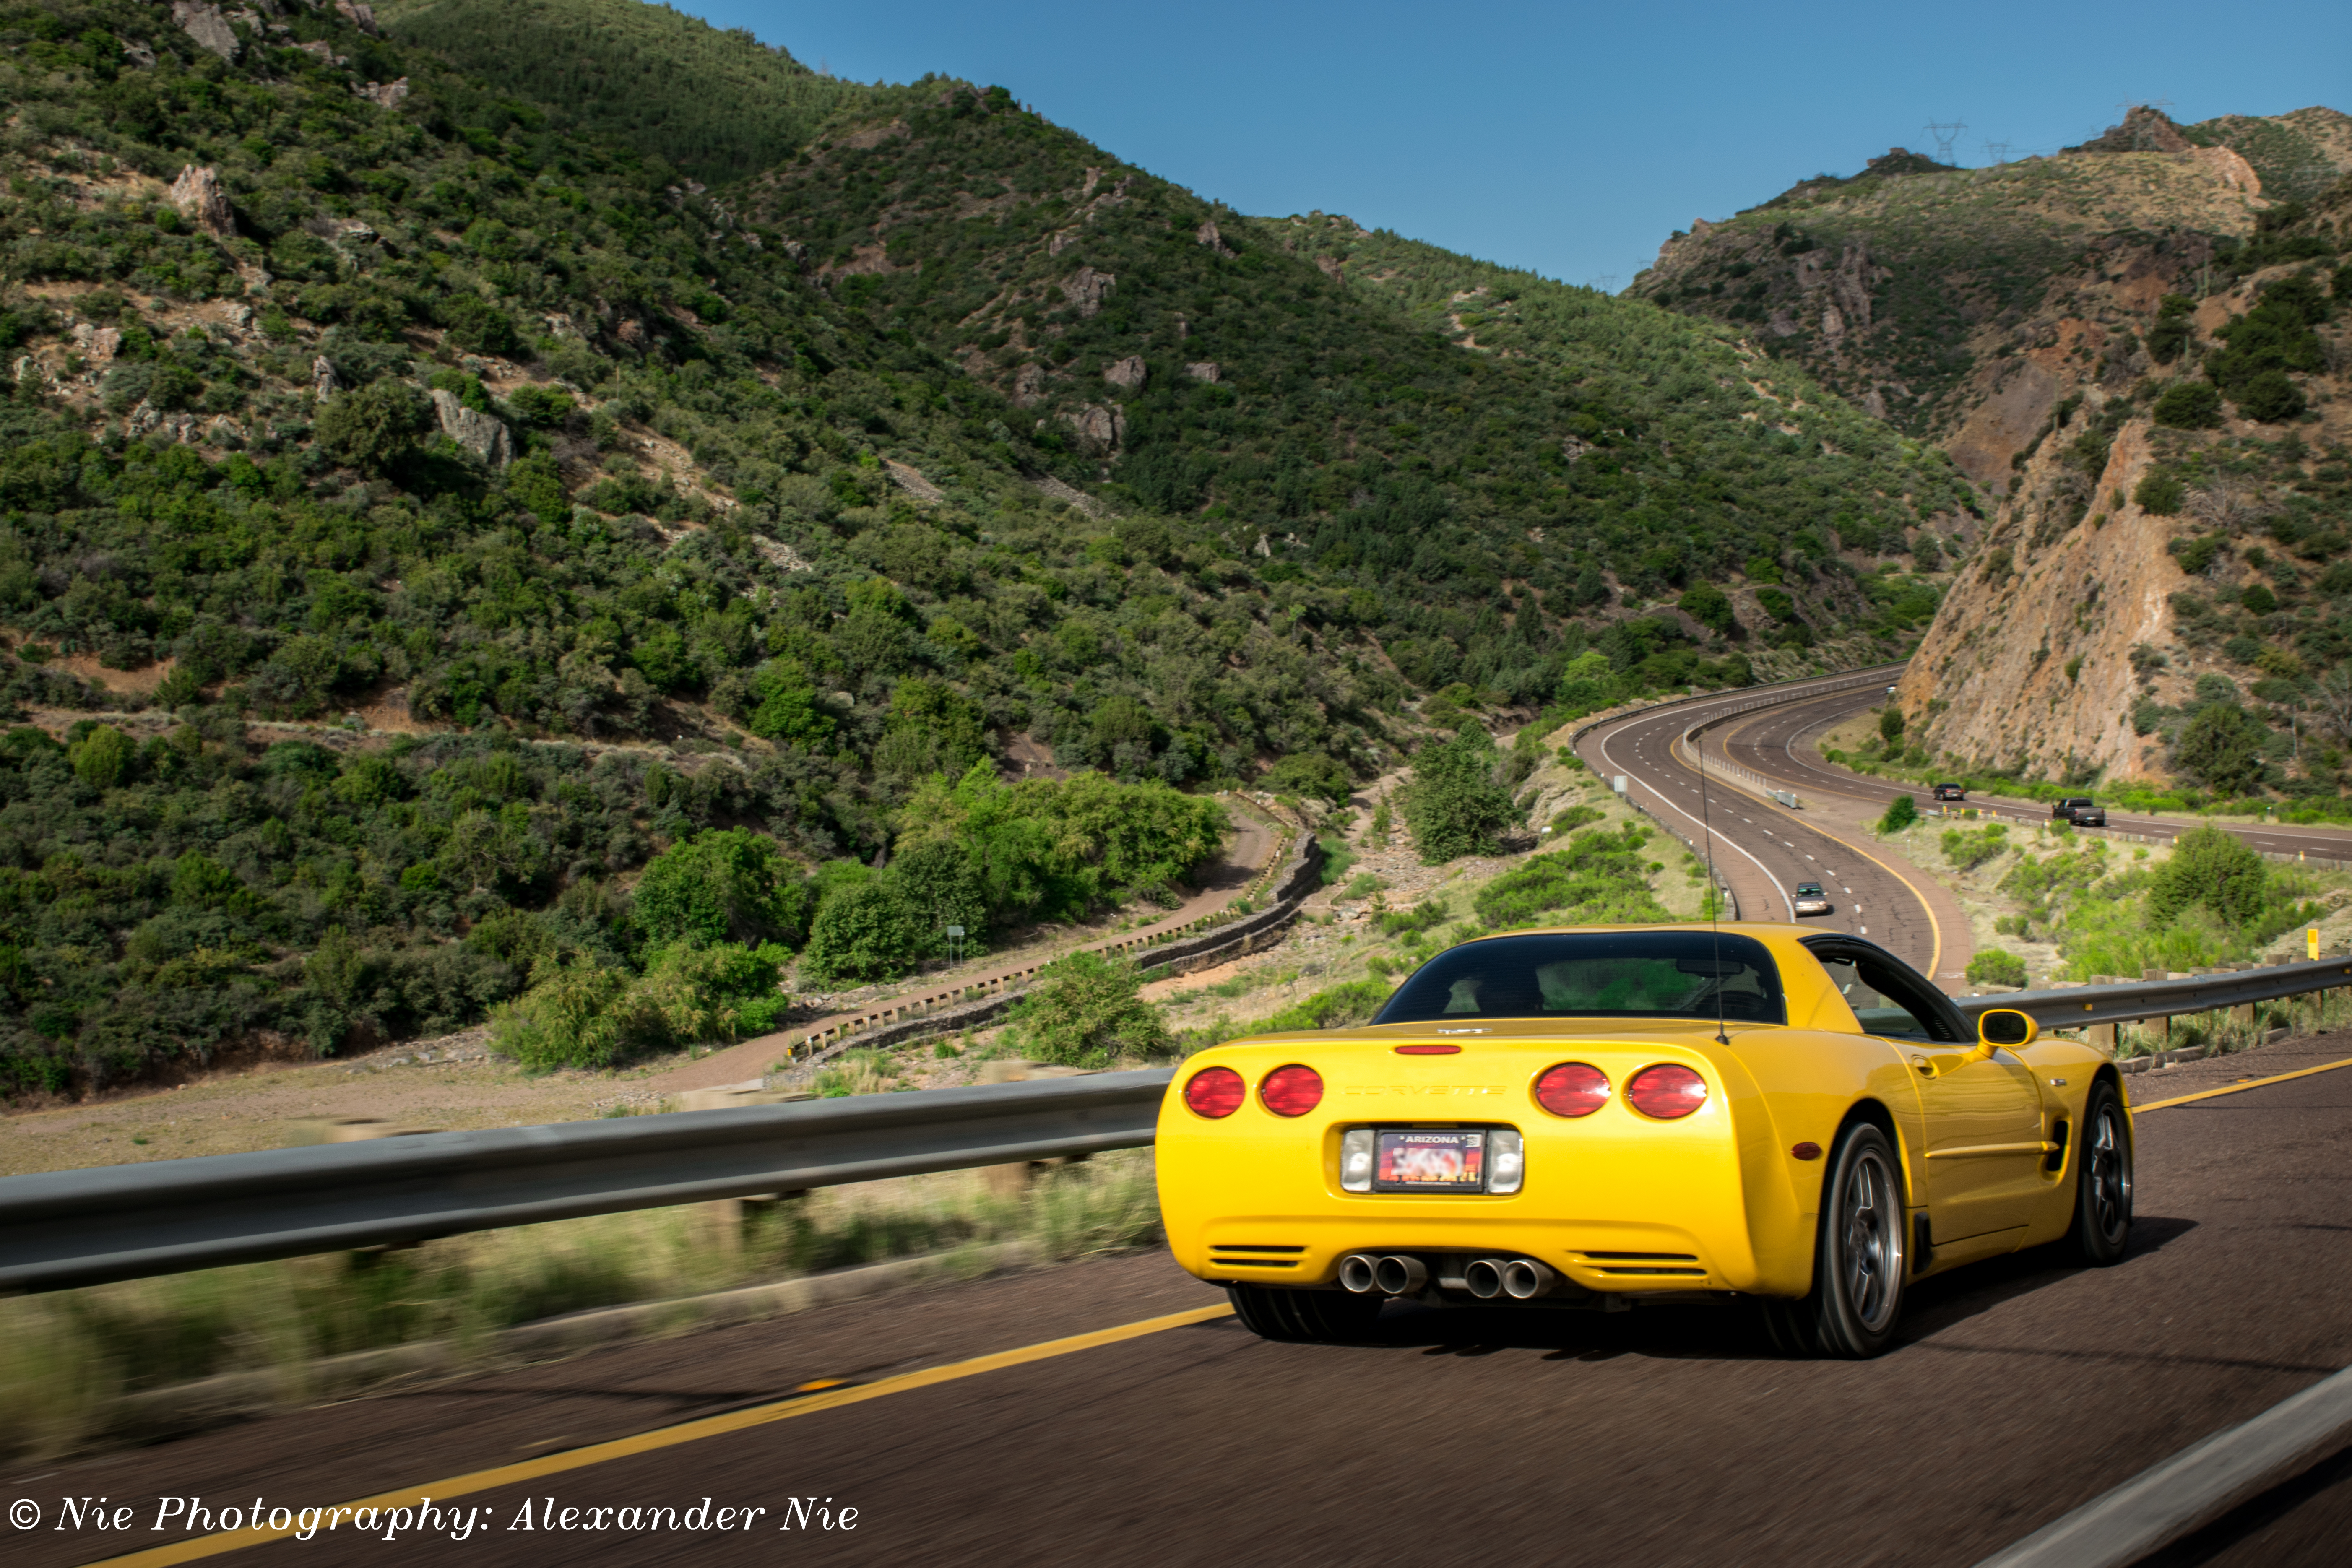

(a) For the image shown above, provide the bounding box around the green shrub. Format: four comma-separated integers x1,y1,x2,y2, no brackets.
1471,826,1671,930
2172,705,2269,795
1402,727,1517,864
633,828,811,949
2149,382,2222,432
313,380,432,475
2146,826,2267,926
799,879,921,986
1375,899,1449,937
1002,951,1169,1067
1965,948,2027,988
1264,751,1353,805
1939,824,2009,871
2231,370,2306,424
1877,794,1919,834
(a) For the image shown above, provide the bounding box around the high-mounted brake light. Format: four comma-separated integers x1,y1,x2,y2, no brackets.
1183,1066,1245,1118
1259,1064,1324,1117
1534,1062,1610,1118
1626,1064,1708,1120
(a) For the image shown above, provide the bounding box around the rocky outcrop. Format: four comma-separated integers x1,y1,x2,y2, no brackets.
1103,356,1146,390
1196,220,1236,258
429,390,513,469
1060,266,1114,317
1897,416,2179,781
2191,145,2261,194
1183,361,1220,383
333,0,380,36
1060,403,1125,454
168,166,236,239
354,77,409,109
171,2,239,61
2065,106,2191,156
311,356,339,400
1010,363,1046,407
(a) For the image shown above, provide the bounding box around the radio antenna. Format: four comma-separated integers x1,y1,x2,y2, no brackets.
1694,722,1730,1045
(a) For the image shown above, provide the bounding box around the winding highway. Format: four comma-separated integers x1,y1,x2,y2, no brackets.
1716,682,2352,866
1574,667,1963,984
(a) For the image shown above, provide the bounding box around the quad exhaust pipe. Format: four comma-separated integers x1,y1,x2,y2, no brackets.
1465,1257,1559,1300
1338,1253,1428,1296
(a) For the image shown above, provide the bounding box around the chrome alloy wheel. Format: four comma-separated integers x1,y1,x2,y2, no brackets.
1838,1144,1902,1332
2086,1100,2132,1246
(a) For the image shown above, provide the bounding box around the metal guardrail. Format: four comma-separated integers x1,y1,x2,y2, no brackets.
8,954,2349,1296
0,1070,1175,1294
1953,957,2352,1031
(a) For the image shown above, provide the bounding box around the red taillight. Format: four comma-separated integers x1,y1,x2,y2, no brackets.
1183,1066,1245,1118
1534,1061,1610,1118
1626,1064,1708,1120
1259,1064,1324,1117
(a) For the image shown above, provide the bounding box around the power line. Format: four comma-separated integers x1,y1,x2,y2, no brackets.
1924,120,1968,166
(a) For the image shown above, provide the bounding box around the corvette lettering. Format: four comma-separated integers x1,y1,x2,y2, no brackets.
1343,1085,1504,1096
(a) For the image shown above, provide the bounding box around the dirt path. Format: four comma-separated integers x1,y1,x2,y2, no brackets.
647,805,1281,1092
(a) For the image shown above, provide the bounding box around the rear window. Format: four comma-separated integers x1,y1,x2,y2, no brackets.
1371,931,1787,1026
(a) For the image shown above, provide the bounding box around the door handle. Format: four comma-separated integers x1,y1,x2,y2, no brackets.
1910,1054,1936,1077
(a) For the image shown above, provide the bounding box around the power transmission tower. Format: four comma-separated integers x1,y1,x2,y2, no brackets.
1924,121,1968,166
1983,140,2011,165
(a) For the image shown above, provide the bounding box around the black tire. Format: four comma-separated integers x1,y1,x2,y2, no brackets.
1762,1121,1907,1359
2065,1079,2134,1265
1228,1283,1384,1344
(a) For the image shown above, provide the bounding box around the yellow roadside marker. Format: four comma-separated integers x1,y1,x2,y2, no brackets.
2133,1054,2352,1112
76,1302,1234,1567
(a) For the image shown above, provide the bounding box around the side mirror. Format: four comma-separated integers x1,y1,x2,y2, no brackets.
1977,1008,2037,1050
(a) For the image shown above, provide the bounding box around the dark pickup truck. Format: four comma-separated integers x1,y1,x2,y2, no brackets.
2053,797,2107,827
1931,783,1967,801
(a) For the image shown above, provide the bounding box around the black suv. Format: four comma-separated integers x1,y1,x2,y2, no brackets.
2054,797,2106,827
1931,783,1966,801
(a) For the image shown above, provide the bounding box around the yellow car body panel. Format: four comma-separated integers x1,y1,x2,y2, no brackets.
1155,923,2125,1302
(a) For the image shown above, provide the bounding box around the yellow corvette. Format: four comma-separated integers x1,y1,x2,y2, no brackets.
1155,924,2132,1357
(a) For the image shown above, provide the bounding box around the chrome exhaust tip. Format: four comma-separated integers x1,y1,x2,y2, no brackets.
1501,1259,1558,1300
1373,1254,1428,1296
1463,1258,1506,1300
1337,1253,1379,1294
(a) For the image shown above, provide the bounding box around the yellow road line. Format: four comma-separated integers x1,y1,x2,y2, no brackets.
1673,721,1944,982
77,1302,1235,1568
2133,1054,2352,1112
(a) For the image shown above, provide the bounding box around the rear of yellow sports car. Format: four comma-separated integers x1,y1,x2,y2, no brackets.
1155,1019,1833,1304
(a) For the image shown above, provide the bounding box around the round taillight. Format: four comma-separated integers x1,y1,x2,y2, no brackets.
1183,1066,1245,1118
1259,1064,1324,1118
1535,1062,1610,1118
1626,1064,1708,1120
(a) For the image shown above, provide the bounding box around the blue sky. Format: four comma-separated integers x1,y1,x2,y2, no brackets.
679,0,2349,289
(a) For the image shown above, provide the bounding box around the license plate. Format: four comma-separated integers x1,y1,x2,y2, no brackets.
1375,1130,1486,1191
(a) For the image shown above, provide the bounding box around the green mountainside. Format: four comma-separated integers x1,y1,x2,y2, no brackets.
373,0,869,186
0,0,1951,1097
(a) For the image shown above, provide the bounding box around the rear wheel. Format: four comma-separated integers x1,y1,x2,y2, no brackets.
1228,1283,1384,1344
1763,1121,1906,1358
2065,1080,2133,1264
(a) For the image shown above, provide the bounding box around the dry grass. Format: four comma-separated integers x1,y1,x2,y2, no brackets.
0,1150,1161,1464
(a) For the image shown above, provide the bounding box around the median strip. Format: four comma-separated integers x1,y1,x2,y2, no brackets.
75,1302,1236,1568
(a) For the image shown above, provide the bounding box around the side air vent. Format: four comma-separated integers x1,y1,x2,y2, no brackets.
1578,1251,1700,1261
1212,1244,1304,1269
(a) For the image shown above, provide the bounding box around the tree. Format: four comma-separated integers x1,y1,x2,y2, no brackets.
883,836,986,953
2172,703,2270,796
1877,794,1918,834
68,725,133,789
1878,706,1906,746
1555,649,1616,710
1402,727,1517,863
1678,581,1735,637
798,879,921,985
1003,950,1169,1067
313,380,432,475
2232,370,2306,424
633,828,811,949
2147,826,2266,926
2150,381,2222,431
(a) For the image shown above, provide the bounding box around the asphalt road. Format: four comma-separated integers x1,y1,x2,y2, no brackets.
1721,684,2352,866
16,1038,2352,1568
1575,673,1949,980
